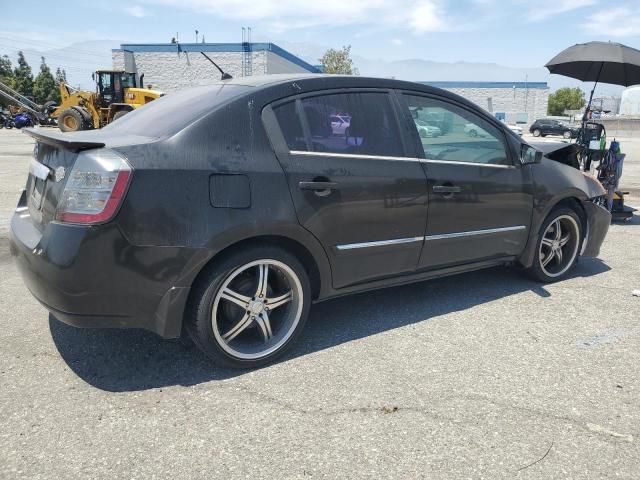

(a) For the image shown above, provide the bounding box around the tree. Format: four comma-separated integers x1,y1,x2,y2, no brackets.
319,45,358,75
0,55,16,108
548,87,586,116
33,57,60,104
13,51,34,98
0,54,12,78
55,67,67,84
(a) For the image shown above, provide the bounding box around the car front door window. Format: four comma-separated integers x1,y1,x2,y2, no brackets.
404,96,510,166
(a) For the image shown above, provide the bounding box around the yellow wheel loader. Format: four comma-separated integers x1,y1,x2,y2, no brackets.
53,70,163,132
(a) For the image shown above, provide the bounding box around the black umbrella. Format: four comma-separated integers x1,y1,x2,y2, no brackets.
546,41,640,121
545,41,640,87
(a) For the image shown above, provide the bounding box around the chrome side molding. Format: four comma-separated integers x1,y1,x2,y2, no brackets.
336,226,526,250
336,236,424,251
424,225,526,241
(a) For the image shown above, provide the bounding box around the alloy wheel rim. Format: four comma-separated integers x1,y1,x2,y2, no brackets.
211,259,303,360
539,215,580,278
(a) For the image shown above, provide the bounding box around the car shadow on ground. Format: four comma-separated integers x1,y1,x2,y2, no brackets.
50,259,610,392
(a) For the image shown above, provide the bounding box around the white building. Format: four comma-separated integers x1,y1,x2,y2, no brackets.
422,81,549,126
111,45,549,125
112,42,320,92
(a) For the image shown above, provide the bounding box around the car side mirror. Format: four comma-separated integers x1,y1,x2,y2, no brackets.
521,144,543,165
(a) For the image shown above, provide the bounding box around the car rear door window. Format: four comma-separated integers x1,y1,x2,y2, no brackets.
273,101,308,151
300,92,404,157
403,94,511,166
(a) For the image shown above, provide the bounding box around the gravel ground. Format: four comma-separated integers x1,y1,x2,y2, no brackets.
1,128,639,479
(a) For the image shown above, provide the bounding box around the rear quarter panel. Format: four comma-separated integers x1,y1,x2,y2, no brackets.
112,94,331,293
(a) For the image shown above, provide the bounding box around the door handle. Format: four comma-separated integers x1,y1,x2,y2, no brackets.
433,185,461,194
298,181,338,191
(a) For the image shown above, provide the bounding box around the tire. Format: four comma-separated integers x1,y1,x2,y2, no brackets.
186,245,312,368
563,130,572,139
58,108,86,132
468,129,478,137
532,129,541,137
526,207,583,283
419,129,427,138
112,110,129,122
42,100,58,114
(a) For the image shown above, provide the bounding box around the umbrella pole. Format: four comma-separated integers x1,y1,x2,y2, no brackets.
582,61,604,123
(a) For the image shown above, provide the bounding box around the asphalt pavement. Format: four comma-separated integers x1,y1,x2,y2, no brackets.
1,128,639,479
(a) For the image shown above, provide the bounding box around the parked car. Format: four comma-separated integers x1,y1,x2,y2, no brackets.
330,115,350,135
506,124,523,136
10,75,610,368
529,119,578,139
414,119,441,137
464,123,487,137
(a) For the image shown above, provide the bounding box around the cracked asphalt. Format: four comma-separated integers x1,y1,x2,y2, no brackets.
1,128,640,479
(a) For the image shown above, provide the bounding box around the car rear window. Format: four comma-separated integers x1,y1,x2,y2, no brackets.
102,84,249,137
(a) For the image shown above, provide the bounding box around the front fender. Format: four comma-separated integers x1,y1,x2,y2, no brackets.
518,159,605,267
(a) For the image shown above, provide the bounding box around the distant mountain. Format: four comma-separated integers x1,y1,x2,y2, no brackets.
278,40,623,94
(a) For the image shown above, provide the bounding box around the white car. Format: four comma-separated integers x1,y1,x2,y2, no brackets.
414,119,441,138
464,123,487,137
330,115,351,136
506,124,523,136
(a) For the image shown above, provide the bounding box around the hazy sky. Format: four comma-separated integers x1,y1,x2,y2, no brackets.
1,0,638,91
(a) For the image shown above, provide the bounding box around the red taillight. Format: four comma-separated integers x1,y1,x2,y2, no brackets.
55,149,132,225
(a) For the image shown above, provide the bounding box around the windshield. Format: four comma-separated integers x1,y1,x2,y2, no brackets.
102,84,250,137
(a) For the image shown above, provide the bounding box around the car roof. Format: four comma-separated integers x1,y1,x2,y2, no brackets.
99,74,509,139
208,74,473,101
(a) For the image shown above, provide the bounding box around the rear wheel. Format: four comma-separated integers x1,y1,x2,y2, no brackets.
563,130,572,139
527,207,582,282
112,110,129,122
532,129,541,137
58,108,86,132
186,245,311,368
468,129,478,137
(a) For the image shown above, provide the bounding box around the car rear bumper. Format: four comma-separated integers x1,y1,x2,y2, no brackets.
9,205,194,338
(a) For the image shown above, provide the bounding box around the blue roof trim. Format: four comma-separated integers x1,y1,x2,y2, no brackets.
114,43,319,73
421,81,548,89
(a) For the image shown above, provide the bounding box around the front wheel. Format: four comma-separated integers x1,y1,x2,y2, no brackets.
186,245,311,368
563,130,572,139
58,108,86,132
527,207,582,282
532,129,541,137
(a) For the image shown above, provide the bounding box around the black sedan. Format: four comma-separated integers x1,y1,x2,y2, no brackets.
10,74,610,368
530,118,579,138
